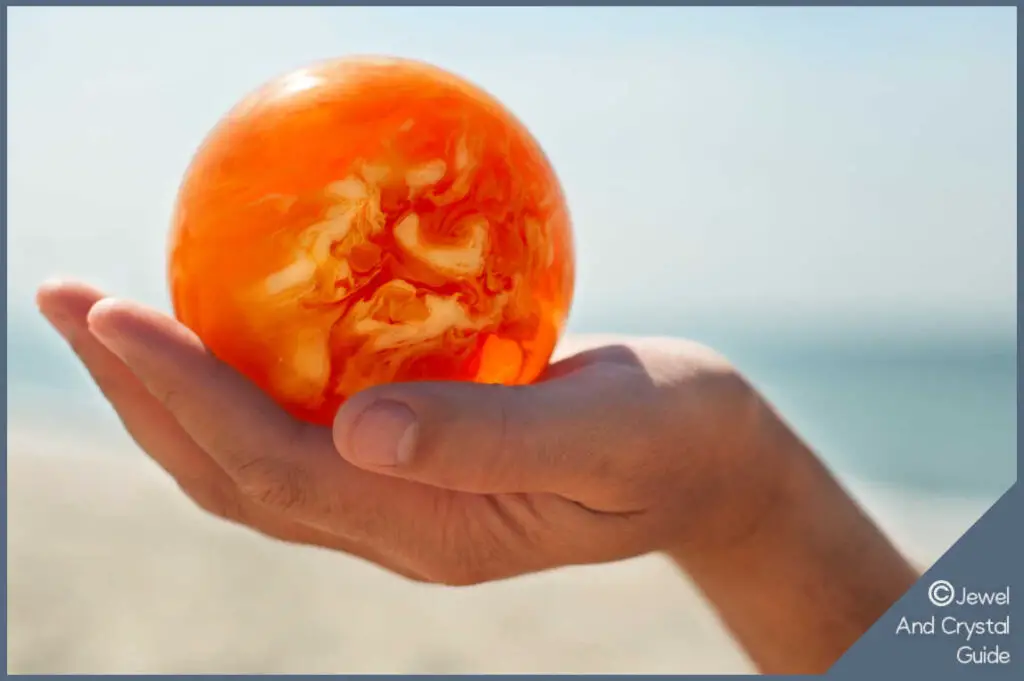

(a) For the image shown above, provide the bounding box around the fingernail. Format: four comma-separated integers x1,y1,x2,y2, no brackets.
349,400,418,467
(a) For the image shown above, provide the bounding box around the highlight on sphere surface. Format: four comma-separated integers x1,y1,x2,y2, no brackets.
168,57,576,425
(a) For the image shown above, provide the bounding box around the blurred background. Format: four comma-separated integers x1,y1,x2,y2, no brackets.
5,6,1016,674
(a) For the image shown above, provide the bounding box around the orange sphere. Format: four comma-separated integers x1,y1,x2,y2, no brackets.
168,57,575,425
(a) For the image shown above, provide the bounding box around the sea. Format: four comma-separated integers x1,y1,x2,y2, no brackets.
6,303,1017,501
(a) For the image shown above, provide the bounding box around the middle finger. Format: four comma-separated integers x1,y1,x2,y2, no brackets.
38,282,425,577
86,297,450,548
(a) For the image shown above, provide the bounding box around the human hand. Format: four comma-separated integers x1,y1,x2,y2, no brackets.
39,279,920,674
36,280,785,586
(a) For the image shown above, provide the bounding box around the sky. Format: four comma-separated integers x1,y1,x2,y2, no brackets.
6,7,1017,337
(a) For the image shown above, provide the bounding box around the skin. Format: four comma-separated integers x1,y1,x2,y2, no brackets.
36,279,919,675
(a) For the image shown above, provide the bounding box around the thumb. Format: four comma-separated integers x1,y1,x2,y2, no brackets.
332,362,654,497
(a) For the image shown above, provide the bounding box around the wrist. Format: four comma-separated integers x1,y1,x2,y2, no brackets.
663,385,809,562
661,395,918,673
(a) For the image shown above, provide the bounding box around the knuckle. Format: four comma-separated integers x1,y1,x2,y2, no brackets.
154,386,187,415
235,457,308,512
181,480,246,523
84,363,153,410
417,494,505,588
253,482,303,513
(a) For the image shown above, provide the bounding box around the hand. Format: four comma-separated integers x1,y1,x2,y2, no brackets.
36,280,781,584
37,279,917,674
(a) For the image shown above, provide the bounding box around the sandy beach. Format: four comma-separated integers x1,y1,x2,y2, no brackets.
7,4,1014,673
7,417,992,675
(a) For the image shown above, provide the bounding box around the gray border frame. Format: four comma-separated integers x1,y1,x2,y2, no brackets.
2,4,1019,678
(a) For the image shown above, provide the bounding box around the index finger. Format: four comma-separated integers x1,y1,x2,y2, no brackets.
85,298,444,545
